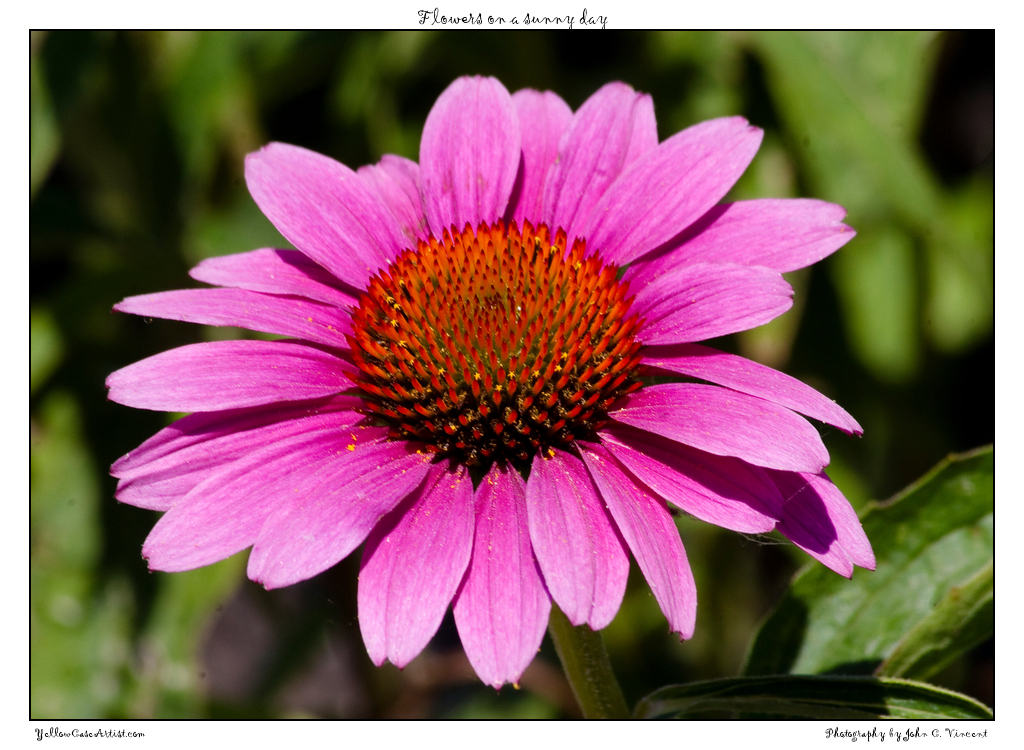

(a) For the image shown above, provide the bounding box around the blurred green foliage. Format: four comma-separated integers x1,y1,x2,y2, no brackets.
30,30,992,719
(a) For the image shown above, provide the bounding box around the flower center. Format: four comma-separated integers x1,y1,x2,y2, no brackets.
348,220,644,472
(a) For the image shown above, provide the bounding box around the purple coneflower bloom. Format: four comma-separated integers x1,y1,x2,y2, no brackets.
107,76,874,689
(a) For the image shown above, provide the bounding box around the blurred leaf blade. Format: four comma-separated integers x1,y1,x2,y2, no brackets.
30,308,65,395
635,675,992,720
751,30,942,225
923,176,995,353
830,226,919,383
752,30,992,365
153,31,284,192
31,43,62,198
744,446,993,677
332,31,435,159
31,393,101,573
32,392,134,718
876,559,992,681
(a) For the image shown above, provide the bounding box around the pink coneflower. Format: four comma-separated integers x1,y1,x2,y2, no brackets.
107,76,874,689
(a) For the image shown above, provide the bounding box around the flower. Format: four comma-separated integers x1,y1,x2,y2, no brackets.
107,76,875,689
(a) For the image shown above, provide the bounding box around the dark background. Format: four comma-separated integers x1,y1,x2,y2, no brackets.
30,30,993,718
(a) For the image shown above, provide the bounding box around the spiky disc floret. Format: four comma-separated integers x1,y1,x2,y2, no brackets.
347,220,645,472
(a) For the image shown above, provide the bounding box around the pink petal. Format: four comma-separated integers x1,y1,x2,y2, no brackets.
768,469,875,574
106,340,352,412
626,199,856,286
189,248,359,308
419,76,521,235
541,82,657,243
357,155,430,246
580,443,697,639
248,436,434,589
643,343,862,435
111,395,358,477
586,117,763,266
508,88,573,227
141,411,368,572
245,142,405,290
453,463,551,689
600,424,780,533
358,463,475,669
113,396,362,510
525,448,629,630
114,288,351,348
610,383,829,473
633,262,793,345
376,155,424,212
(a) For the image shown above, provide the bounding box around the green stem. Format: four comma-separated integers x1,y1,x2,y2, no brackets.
548,603,630,719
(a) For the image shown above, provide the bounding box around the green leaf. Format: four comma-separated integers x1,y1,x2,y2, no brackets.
749,32,945,382
32,392,134,718
30,308,65,395
877,559,993,681
155,31,301,192
749,30,939,381
635,675,992,720
830,225,919,383
923,176,995,354
31,392,101,574
751,31,942,227
31,41,62,198
744,446,993,677
332,31,435,159
751,31,994,366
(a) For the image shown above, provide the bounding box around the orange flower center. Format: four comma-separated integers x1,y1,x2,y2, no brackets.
348,220,644,472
